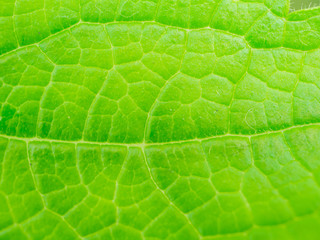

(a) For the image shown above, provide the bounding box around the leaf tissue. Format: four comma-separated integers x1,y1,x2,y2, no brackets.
0,0,320,239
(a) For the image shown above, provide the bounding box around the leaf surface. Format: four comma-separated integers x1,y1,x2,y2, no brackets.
1,0,320,239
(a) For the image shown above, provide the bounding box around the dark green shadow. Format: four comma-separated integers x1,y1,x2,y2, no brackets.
290,0,320,12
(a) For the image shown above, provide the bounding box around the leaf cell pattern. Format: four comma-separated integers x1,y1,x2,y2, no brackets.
1,0,320,239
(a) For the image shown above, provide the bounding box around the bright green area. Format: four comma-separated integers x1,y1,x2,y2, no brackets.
0,0,320,239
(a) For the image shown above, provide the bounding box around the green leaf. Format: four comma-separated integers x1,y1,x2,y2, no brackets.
0,0,320,239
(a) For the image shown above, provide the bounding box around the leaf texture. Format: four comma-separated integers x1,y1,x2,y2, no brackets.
0,0,320,239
